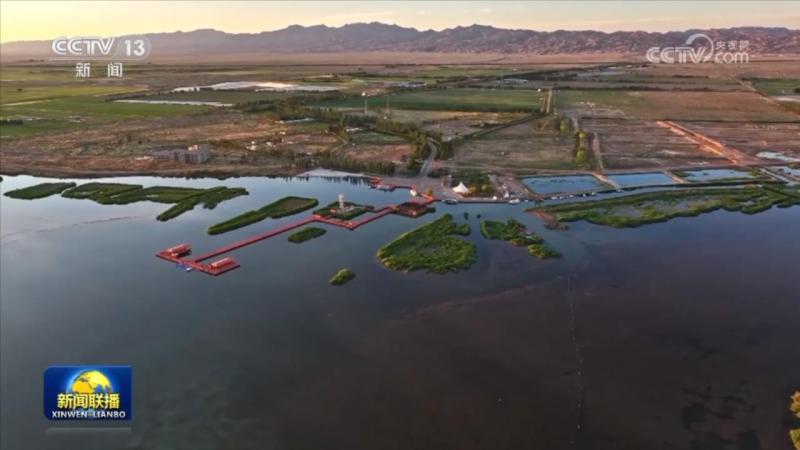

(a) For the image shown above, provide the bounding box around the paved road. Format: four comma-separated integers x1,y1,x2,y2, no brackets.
418,141,438,178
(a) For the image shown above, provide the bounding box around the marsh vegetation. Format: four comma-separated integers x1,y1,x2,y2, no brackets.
530,187,799,228
4,182,76,199
5,181,246,220
329,268,356,286
377,214,475,273
288,227,327,243
480,218,561,259
208,196,318,235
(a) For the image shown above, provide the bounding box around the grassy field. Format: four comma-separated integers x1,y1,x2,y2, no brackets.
138,90,294,104
318,88,541,112
1,95,206,138
750,79,800,96
1,83,147,105
208,196,318,235
453,118,580,172
377,214,474,273
3,182,76,199
350,131,407,145
556,90,798,121
555,89,649,113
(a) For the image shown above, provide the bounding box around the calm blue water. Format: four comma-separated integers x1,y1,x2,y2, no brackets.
2,174,799,450
681,168,754,182
522,175,609,194
607,172,675,187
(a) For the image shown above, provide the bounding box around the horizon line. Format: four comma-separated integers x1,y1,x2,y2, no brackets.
2,21,797,45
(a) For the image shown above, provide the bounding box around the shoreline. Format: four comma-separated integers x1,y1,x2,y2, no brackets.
0,166,304,180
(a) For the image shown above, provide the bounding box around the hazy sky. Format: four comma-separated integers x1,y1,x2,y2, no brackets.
2,1,799,43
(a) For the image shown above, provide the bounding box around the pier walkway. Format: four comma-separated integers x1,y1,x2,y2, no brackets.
156,180,434,276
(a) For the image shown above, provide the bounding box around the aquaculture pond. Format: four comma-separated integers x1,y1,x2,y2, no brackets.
679,168,755,182
522,174,609,195
2,174,799,450
607,171,675,187
777,165,800,178
756,151,800,163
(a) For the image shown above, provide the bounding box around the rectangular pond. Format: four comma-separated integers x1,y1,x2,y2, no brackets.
678,168,755,182
607,172,675,187
522,175,609,195
776,166,800,178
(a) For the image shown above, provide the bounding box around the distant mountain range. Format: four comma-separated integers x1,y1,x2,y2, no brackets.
3,23,799,58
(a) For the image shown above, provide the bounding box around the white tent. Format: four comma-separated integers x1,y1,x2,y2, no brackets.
453,182,470,195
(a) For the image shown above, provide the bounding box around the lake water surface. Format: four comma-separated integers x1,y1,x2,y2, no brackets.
1,175,798,450
522,175,609,194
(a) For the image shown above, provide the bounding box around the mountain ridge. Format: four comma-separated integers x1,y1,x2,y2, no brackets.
2,23,798,57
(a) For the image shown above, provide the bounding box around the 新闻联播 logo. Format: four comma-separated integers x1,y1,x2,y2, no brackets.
43,366,132,420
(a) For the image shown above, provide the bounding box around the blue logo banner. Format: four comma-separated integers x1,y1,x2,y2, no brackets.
43,366,132,420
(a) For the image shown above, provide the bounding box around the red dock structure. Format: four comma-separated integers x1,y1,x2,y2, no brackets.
156,179,435,276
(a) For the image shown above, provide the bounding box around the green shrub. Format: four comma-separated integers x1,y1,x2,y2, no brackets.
288,227,327,243
329,268,356,286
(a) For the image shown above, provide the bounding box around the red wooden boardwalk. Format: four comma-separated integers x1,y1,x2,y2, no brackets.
155,180,435,276
192,216,316,262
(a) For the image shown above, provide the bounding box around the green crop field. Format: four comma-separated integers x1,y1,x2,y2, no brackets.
139,90,294,104
1,84,147,106
751,79,800,96
555,89,797,121
318,88,541,112
2,95,203,119
1,95,206,137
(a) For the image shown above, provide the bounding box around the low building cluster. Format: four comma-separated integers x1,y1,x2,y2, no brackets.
152,144,210,164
